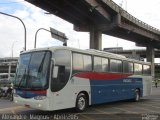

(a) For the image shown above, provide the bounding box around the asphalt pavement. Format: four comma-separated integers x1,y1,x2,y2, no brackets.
0,87,160,120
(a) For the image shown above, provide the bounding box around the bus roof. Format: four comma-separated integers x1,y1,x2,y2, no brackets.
21,46,151,65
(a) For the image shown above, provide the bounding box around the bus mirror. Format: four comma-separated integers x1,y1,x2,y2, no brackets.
53,66,59,78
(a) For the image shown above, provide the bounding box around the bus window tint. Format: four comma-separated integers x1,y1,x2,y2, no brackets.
110,59,122,73
94,57,102,72
117,60,122,72
102,58,109,72
123,61,133,73
143,65,151,75
134,63,142,75
83,55,92,71
73,53,83,72
73,53,92,73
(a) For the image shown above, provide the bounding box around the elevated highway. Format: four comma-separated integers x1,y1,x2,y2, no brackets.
104,49,160,58
26,0,160,49
25,0,159,77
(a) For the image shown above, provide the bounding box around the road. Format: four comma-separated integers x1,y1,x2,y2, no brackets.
0,87,160,120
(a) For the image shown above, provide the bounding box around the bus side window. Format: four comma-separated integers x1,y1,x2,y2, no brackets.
110,59,122,73
73,53,83,73
123,61,133,73
51,50,71,92
83,55,92,71
73,53,92,73
102,58,109,72
94,56,102,72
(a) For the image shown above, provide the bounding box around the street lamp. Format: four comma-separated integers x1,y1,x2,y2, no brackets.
11,41,18,58
34,28,68,48
34,28,52,48
0,11,27,51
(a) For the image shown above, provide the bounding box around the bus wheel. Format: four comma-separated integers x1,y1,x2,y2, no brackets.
134,89,140,102
76,93,87,112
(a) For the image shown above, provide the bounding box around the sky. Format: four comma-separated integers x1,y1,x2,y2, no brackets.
0,0,160,59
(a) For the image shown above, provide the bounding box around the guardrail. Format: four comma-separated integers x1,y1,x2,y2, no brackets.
100,0,160,35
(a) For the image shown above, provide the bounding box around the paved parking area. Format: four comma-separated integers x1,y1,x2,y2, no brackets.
0,87,160,120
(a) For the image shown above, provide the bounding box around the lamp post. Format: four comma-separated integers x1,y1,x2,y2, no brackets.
11,40,18,58
34,28,52,48
0,12,27,51
34,28,68,48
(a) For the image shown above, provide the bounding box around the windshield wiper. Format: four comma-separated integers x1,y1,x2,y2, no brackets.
38,52,46,73
34,53,47,89
18,68,26,88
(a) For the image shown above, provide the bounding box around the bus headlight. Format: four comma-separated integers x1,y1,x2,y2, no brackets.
34,96,46,100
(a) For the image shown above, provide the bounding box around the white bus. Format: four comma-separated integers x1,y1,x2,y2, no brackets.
14,46,152,112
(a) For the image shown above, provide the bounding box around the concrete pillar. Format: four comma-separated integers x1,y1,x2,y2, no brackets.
90,26,102,50
146,46,155,78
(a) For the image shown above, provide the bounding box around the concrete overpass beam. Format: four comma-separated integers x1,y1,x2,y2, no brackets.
146,46,155,78
97,14,121,32
113,14,121,25
85,0,111,21
90,26,102,50
74,24,89,32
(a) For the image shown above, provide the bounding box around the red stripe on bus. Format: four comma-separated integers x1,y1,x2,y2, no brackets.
74,72,132,80
31,90,47,94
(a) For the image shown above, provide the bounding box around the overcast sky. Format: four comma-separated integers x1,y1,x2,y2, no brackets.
0,0,160,58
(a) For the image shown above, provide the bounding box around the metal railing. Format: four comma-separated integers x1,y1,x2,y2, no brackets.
100,0,160,35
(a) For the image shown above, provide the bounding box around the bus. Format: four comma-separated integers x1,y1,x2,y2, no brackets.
13,46,152,112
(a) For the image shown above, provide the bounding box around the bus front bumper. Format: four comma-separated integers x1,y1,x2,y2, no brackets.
14,96,50,111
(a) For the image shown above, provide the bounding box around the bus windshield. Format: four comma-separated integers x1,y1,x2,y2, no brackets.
14,51,51,90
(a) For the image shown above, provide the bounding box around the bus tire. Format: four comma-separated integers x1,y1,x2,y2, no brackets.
75,93,87,112
134,89,140,102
